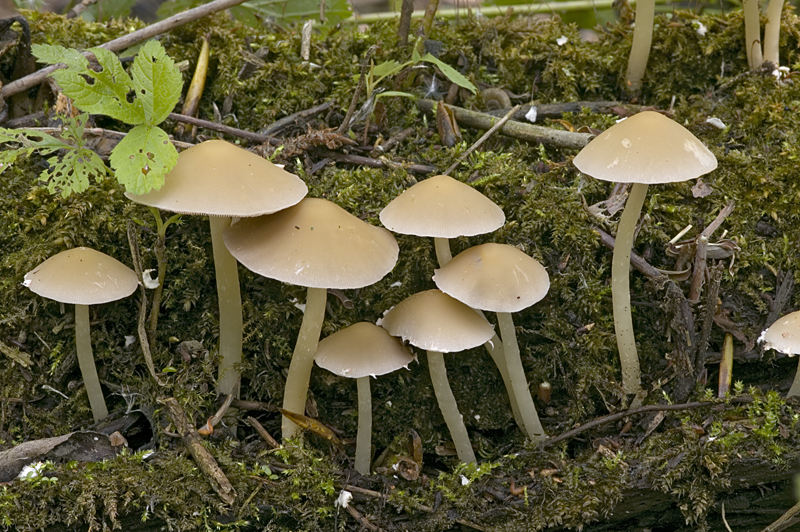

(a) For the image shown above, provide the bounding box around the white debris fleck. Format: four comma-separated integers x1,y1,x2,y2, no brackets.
290,298,306,312
460,475,470,486
390,281,402,288
125,335,136,348
705,117,726,130
525,107,538,123
556,36,568,46
474,414,481,421
142,269,159,289
772,66,790,80
386,400,392,407
694,21,707,37
17,462,45,480
335,490,353,509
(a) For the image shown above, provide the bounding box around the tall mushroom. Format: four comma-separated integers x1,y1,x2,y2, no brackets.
223,198,398,440
573,111,717,401
315,322,415,474
759,310,800,397
381,289,495,463
433,243,550,441
24,247,139,422
126,140,307,397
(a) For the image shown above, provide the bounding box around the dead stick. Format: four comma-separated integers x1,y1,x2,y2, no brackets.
373,126,415,155
688,235,708,302
345,504,384,532
443,104,520,175
700,200,735,238
259,101,334,136
169,113,279,145
2,0,251,99
486,101,642,120
418,99,592,149
323,151,435,174
594,227,668,285
758,499,800,532
245,416,280,449
542,396,753,448
159,397,237,505
696,264,723,380
338,45,376,135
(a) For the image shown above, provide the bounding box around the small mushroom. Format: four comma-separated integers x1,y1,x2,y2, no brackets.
315,322,415,474
126,140,308,397
223,198,398,440
24,247,138,422
759,310,800,397
573,112,717,402
381,290,495,463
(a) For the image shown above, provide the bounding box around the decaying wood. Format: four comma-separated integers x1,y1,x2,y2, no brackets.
258,101,334,136
486,101,643,121
418,99,593,149
169,112,278,145
593,227,668,286
245,416,280,449
158,397,236,505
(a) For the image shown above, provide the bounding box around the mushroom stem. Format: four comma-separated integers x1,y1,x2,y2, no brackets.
434,237,453,266
789,362,800,398
496,312,545,441
427,350,476,463
282,286,328,440
612,182,648,397
209,215,244,397
763,0,785,66
74,304,108,422
355,376,372,474
743,0,764,69
625,0,655,93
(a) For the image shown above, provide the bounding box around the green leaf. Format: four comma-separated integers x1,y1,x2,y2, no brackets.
42,146,108,198
130,40,183,125
371,60,403,79
421,53,477,94
376,91,415,99
109,125,177,194
31,44,89,71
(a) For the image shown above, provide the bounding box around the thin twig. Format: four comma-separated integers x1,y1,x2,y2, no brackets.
338,45,377,135
541,396,753,448
258,101,334,136
169,113,279,145
209,393,236,427
766,271,795,326
700,200,735,238
443,104,519,176
372,126,415,155
758,499,800,532
245,416,280,449
3,0,252,99
345,504,384,532
322,150,435,174
594,227,669,286
67,0,100,19
696,264,724,380
21,126,194,150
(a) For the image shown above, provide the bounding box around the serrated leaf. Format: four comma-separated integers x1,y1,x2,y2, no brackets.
109,125,177,194
32,44,89,71
130,40,183,125
42,148,108,198
421,53,477,94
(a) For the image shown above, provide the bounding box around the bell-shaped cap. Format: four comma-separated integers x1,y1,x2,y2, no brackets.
125,140,308,217
379,175,504,238
24,247,138,305
573,111,717,184
759,310,800,356
315,322,415,378
223,198,398,289
433,243,550,313
380,289,494,353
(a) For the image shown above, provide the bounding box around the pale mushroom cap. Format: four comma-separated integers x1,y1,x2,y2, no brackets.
23,247,138,305
380,289,495,353
759,310,800,356
379,175,505,238
223,198,399,289
573,111,718,184
433,243,550,313
315,322,416,378
124,139,308,217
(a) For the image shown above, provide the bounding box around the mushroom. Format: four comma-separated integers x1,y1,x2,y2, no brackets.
223,198,399,440
573,111,717,401
759,310,800,397
378,175,526,428
315,322,415,474
24,247,138,421
381,289,495,463
433,243,550,441
126,140,307,397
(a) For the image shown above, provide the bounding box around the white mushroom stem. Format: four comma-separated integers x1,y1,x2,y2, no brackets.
74,304,108,422
355,376,372,474
789,362,800,398
427,350,476,463
435,237,525,434
625,0,655,93
282,286,328,440
612,182,647,397
496,312,545,442
763,0,785,66
209,215,244,397
743,0,764,69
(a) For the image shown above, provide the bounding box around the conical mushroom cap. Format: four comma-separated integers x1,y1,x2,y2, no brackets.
380,175,505,238
125,139,308,217
315,322,415,378
573,111,717,184
433,243,550,313
759,310,800,356
380,289,494,353
24,247,138,305
223,198,399,289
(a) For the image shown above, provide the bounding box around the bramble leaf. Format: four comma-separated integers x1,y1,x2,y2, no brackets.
109,124,177,195
43,145,109,198
130,40,183,125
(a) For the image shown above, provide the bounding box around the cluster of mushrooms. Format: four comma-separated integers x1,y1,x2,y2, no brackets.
22,112,800,474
